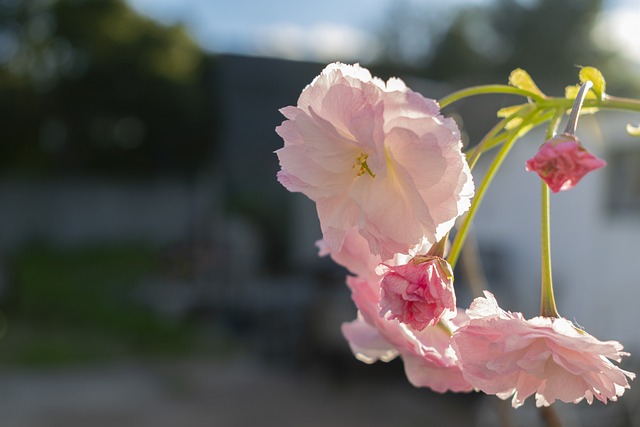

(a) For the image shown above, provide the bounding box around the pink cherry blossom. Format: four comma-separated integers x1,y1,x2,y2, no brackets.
525,134,606,193
452,292,634,408
276,62,474,260
341,274,472,393
379,256,456,330
316,227,382,280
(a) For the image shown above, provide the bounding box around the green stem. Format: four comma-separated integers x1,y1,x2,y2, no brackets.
467,109,558,163
447,111,538,268
536,95,640,114
539,114,562,318
537,91,588,318
439,85,545,109
540,181,559,318
439,80,640,113
596,95,640,112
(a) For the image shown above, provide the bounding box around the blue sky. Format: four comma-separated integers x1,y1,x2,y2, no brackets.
125,0,487,59
126,0,640,63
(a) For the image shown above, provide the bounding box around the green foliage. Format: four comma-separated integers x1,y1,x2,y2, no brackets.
376,0,632,93
14,244,155,319
0,0,215,177
1,324,125,366
565,84,598,101
3,243,204,366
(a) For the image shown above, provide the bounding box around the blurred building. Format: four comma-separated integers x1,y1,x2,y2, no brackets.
2,52,639,362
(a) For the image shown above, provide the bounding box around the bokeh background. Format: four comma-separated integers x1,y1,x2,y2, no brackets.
1,0,640,426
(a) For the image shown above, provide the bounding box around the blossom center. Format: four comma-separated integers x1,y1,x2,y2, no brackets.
354,152,375,178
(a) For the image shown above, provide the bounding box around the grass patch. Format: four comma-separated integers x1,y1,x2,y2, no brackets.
1,242,227,366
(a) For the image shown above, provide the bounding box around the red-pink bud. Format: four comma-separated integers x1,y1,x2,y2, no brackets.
379,256,455,331
525,134,606,193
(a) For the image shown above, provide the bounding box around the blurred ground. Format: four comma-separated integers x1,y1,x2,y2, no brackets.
0,355,637,427
0,356,478,427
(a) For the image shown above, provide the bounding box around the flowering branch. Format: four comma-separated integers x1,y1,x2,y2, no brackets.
275,64,636,416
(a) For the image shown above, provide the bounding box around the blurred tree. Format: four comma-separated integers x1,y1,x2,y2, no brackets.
0,0,215,177
378,0,631,92
427,0,606,86
375,0,639,146
377,0,455,68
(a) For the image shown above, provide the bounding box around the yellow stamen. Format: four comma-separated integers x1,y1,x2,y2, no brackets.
353,153,375,178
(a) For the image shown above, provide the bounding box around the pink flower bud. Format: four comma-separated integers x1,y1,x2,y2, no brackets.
379,256,456,330
525,134,606,193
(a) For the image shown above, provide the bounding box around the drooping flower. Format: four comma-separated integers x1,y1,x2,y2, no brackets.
276,62,474,260
452,291,634,408
379,255,456,330
318,226,467,392
341,274,472,393
525,134,606,193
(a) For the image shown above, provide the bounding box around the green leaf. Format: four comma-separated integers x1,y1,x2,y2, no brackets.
497,104,535,130
627,123,640,137
497,104,526,118
564,85,586,99
579,66,606,100
564,84,598,114
508,68,545,97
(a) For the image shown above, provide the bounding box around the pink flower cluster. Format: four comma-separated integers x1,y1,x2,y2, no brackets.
276,63,633,408
328,230,634,407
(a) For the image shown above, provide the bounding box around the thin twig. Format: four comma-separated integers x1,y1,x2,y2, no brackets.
459,227,487,299
539,406,563,427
